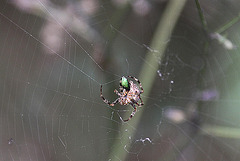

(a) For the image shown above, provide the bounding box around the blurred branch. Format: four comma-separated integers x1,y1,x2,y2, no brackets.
195,0,208,32
202,125,240,139
195,0,240,38
108,0,187,160
195,0,237,51
216,13,240,33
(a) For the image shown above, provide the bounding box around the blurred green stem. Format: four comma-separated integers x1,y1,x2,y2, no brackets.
216,14,240,33
195,0,240,34
108,0,187,160
202,125,240,139
195,0,208,32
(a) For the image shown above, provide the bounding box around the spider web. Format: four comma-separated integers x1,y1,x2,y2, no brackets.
1,0,240,161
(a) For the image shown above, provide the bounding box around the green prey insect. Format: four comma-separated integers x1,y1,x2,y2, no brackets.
100,76,144,122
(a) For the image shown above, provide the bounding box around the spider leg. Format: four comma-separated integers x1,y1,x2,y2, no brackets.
132,97,144,107
138,97,144,106
136,99,144,107
124,104,137,122
128,76,144,93
111,98,119,106
114,89,122,97
100,85,119,106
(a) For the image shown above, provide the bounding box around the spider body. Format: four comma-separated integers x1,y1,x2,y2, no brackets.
118,81,141,105
100,76,144,122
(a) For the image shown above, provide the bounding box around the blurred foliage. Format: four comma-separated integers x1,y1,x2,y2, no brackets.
1,0,240,160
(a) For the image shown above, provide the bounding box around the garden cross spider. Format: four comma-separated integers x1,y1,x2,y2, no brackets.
100,76,144,122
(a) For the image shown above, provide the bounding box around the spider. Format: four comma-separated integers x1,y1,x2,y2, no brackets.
100,76,144,122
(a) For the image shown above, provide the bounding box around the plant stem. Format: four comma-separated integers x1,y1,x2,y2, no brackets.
202,125,240,139
195,0,208,32
216,13,240,33
108,0,187,160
